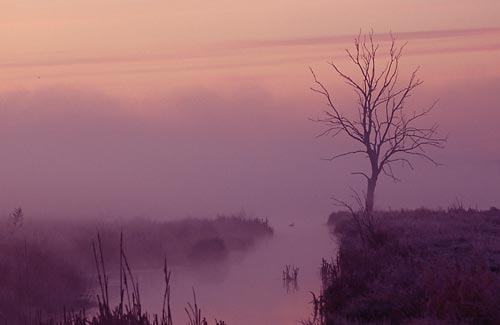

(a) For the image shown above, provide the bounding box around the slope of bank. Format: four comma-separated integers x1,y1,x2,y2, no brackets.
314,207,500,324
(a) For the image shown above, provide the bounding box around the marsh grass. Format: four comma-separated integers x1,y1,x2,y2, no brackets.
22,232,227,325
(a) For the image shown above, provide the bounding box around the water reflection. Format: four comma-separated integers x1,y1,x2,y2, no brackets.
282,264,299,293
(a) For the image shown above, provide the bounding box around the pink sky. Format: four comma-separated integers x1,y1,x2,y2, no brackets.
0,2,499,220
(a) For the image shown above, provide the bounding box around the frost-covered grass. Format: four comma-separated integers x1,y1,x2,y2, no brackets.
308,207,500,324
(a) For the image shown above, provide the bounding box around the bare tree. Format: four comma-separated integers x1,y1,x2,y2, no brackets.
310,32,446,215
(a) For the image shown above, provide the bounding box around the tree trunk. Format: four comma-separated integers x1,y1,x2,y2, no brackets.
365,177,377,215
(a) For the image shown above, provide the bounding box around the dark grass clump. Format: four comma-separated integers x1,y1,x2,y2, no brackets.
188,237,228,263
308,207,500,324
0,219,89,324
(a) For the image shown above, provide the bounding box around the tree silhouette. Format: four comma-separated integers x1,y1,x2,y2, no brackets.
311,32,446,215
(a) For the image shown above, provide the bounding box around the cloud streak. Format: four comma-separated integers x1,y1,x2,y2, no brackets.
2,27,499,75
220,27,500,49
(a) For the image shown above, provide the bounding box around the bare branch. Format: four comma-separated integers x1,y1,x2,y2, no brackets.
351,172,370,180
321,150,366,161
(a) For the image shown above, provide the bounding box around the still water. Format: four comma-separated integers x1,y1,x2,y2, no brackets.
115,219,336,324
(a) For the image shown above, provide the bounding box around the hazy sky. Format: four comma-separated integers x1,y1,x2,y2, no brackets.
0,2,499,220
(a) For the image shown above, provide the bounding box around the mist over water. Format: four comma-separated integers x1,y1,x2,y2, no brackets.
111,219,335,324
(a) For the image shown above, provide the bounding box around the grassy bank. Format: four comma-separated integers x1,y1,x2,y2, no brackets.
0,213,273,323
310,207,500,324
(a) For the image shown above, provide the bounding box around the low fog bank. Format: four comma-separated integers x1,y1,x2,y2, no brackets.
0,76,499,220
2,211,274,271
0,86,335,220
